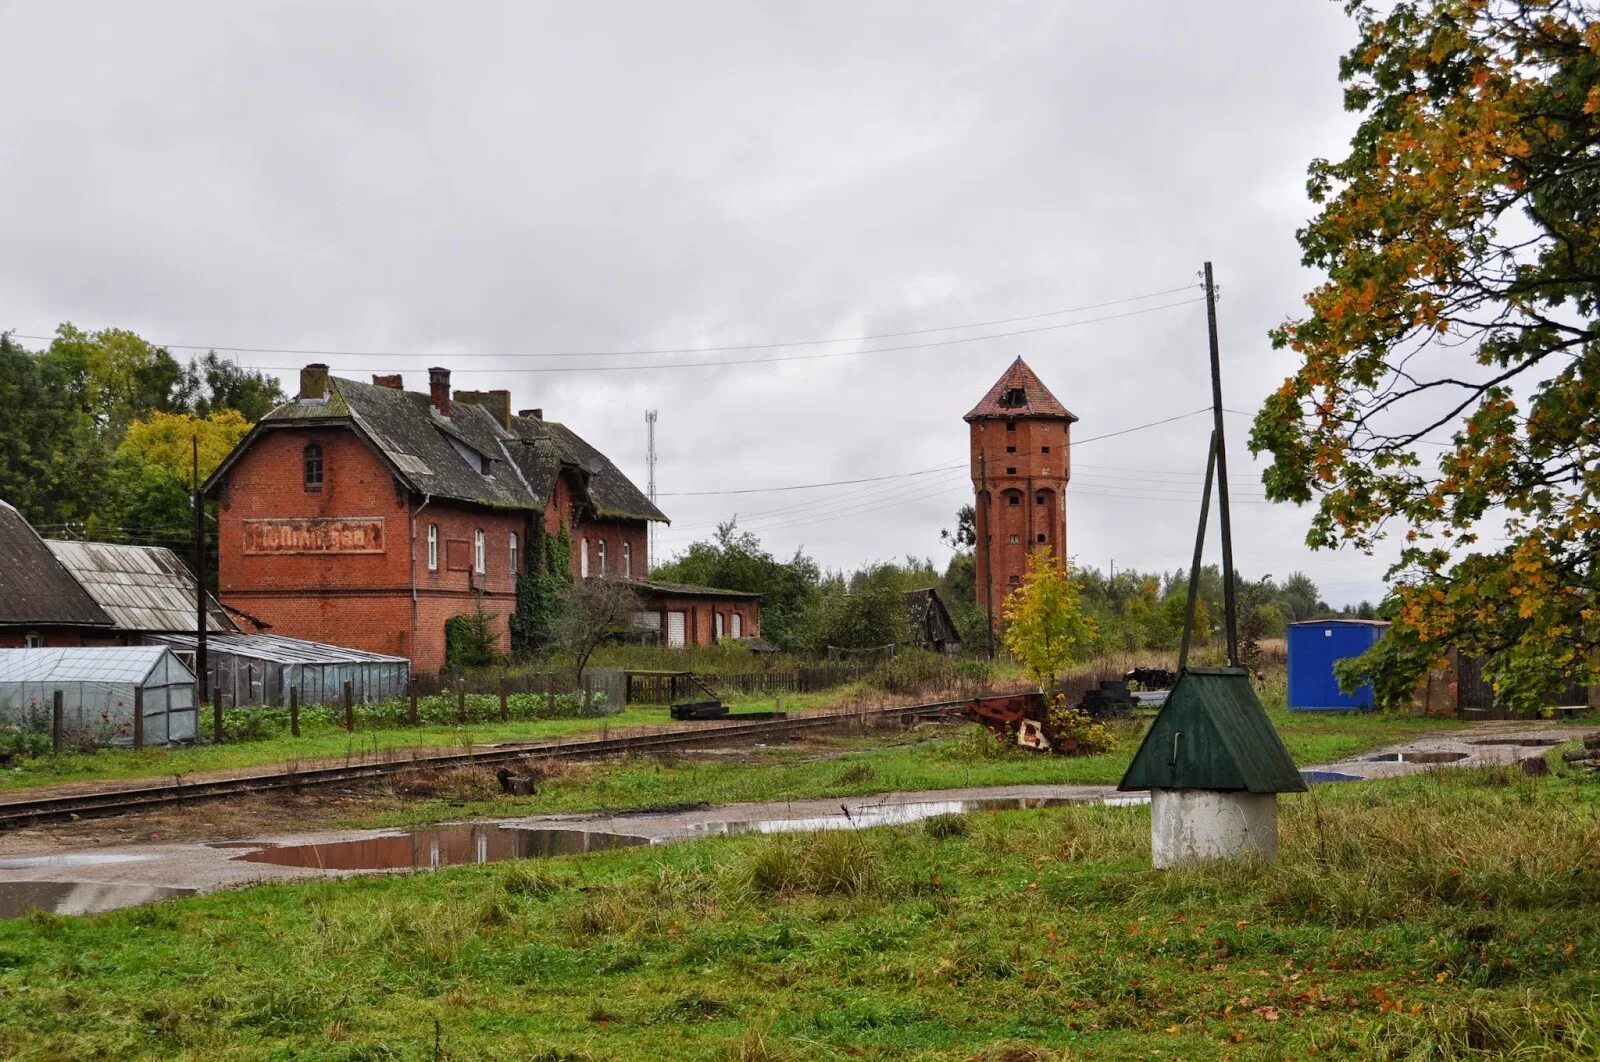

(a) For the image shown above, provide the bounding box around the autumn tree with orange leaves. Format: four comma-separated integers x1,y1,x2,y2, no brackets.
1253,1,1600,711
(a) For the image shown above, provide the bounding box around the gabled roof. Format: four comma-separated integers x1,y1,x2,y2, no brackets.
0,501,113,630
0,645,194,686
964,357,1078,422
625,578,760,600
1118,668,1306,794
506,415,667,524
46,540,235,634
208,375,666,524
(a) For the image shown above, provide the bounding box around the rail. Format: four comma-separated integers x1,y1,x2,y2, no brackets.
0,697,975,829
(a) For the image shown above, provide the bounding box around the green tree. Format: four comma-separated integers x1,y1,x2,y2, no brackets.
652,521,820,650
0,333,110,527
176,352,286,421
1001,549,1098,690
803,563,914,652
1251,0,1600,710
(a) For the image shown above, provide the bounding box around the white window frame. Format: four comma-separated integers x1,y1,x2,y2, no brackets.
714,613,724,640
598,539,607,576
23,632,44,648
509,532,519,574
622,542,631,578
474,529,485,574
731,612,742,638
427,524,438,572
580,538,589,578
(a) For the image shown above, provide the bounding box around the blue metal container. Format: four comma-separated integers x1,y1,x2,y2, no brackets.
1286,619,1389,711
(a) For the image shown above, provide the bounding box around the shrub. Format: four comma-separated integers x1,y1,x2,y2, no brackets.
1043,696,1113,756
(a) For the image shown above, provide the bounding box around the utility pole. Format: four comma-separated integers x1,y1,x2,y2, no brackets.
979,451,995,658
1204,261,1239,666
192,435,212,737
1178,431,1218,671
645,409,657,568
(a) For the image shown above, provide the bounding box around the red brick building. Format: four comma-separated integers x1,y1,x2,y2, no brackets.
965,358,1075,629
206,365,750,672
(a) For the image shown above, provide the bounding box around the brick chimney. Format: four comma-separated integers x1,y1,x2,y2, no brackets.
428,366,452,417
519,408,543,420
299,363,330,400
454,388,512,430
372,373,403,390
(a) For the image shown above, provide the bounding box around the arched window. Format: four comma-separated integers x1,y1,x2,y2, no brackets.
474,529,485,574
597,539,607,576
714,613,724,640
731,612,742,639
622,542,632,578
1003,489,1023,507
303,443,324,492
427,524,438,571
580,538,589,578
509,532,519,574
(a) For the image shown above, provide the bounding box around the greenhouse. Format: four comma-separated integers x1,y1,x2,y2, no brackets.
0,646,198,746
152,633,410,708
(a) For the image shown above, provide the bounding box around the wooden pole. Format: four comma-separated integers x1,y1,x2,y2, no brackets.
133,686,145,750
343,679,354,732
455,670,466,723
290,685,301,738
1178,431,1218,672
545,673,555,715
51,690,64,753
1204,261,1240,666
408,675,419,725
498,676,509,721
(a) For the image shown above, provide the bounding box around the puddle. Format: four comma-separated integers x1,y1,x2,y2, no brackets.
1302,770,1363,784
235,825,651,871
0,881,194,919
1365,751,1470,763
1470,738,1563,747
681,795,1139,836
0,853,153,870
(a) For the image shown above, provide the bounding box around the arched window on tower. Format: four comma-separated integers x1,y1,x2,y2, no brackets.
1002,489,1023,507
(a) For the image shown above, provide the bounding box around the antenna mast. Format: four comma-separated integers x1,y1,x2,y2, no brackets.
645,409,658,567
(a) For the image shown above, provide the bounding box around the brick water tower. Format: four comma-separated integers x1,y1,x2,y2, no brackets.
965,357,1076,631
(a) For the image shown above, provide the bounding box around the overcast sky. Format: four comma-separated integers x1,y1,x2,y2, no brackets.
0,1,1398,606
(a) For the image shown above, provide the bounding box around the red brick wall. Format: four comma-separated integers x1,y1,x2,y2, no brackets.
0,629,124,649
969,416,1071,629
575,518,648,581
214,425,528,673
639,593,760,647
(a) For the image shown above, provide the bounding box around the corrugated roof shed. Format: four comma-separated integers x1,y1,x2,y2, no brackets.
1118,668,1306,794
964,357,1078,422
153,632,409,664
0,501,113,630
45,540,234,634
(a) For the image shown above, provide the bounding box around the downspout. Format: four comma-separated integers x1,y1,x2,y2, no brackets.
410,493,432,663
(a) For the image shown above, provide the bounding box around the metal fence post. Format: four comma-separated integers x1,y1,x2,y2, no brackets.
498,676,509,722
52,690,64,752
133,686,145,750
408,676,419,725
290,685,301,738
343,680,354,731
545,673,556,715
456,670,466,723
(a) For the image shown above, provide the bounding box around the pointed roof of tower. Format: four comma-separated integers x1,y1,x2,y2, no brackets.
963,357,1078,422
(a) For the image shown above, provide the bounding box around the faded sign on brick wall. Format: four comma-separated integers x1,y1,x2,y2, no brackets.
243,518,386,555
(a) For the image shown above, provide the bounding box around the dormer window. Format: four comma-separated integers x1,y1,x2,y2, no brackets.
998,387,1027,409
447,435,493,477
304,443,324,492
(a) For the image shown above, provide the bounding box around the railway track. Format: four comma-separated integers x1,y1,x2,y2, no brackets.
0,699,967,829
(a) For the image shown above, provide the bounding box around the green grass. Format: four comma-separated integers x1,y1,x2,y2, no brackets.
343,706,1494,832
0,689,865,794
2,761,1597,1059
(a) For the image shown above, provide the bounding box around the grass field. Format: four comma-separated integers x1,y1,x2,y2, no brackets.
1,759,1596,1059
346,706,1483,831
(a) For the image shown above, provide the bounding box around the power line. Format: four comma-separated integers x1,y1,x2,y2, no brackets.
9,296,1205,376
7,283,1196,362
657,407,1214,497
